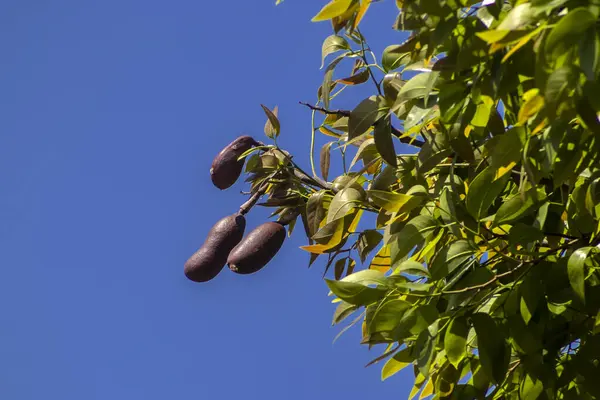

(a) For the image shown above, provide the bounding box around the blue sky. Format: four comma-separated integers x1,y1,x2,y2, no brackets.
0,1,415,398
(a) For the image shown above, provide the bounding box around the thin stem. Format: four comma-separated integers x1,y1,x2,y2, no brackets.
310,109,318,178
357,28,382,96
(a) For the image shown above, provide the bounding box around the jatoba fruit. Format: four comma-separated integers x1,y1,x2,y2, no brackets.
210,136,258,190
227,221,286,275
184,213,246,282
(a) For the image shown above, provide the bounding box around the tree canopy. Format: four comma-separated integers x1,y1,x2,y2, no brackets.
236,0,600,398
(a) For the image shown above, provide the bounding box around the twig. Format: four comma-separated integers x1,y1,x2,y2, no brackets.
442,264,524,295
239,185,268,215
357,28,382,96
300,102,350,116
299,102,425,147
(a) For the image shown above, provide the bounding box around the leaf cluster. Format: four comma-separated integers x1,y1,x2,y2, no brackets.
261,0,600,398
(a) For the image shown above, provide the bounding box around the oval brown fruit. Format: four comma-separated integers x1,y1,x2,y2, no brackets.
184,213,246,282
227,221,286,275
210,135,258,190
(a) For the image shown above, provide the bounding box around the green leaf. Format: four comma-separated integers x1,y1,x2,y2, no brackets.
348,96,388,140
321,35,350,68
389,215,437,266
320,142,332,181
393,305,439,340
520,271,543,324
404,104,439,132
369,299,412,333
394,260,430,277
493,188,545,226
415,329,435,377
396,72,438,104
367,190,423,214
508,223,544,248
579,27,600,81
471,313,508,384
325,279,387,306
444,316,469,368
381,45,411,72
544,66,577,118
321,55,345,109
341,269,387,286
306,191,328,237
261,104,280,139
520,374,544,399
373,116,397,167
466,166,509,220
327,187,362,223
430,240,475,281
332,301,359,325
439,188,461,237
350,138,377,170
357,230,383,263
334,258,347,280
545,8,596,58
312,0,356,22
382,346,414,381
496,3,535,31
486,127,526,179
567,247,595,304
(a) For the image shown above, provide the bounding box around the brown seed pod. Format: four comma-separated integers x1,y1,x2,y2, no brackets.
210,136,258,190
184,213,246,282
227,221,286,275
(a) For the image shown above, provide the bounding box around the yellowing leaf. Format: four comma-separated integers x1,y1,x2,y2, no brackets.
312,0,357,22
381,346,413,381
368,190,423,214
419,377,434,399
476,30,510,44
502,25,544,63
370,245,391,272
300,243,336,254
319,125,342,138
518,89,544,124
495,161,517,180
352,0,370,30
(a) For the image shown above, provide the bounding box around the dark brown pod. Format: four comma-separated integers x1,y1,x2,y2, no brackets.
184,213,246,282
227,221,286,275
210,136,258,190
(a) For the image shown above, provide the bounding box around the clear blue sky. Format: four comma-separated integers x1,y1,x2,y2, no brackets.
0,1,414,398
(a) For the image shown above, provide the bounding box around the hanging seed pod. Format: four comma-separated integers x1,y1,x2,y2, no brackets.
184,213,246,282
227,221,286,275
210,136,259,190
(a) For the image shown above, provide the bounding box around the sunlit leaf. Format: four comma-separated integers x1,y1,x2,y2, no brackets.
445,316,469,368
325,279,387,306
261,104,280,138
321,35,351,68
348,95,388,140
567,247,596,304
545,8,596,58
382,346,414,381
312,0,357,22
465,166,510,220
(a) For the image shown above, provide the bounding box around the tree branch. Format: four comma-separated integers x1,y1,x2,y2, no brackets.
299,102,425,148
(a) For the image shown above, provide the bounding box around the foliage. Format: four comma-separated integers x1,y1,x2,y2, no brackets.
242,0,600,398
